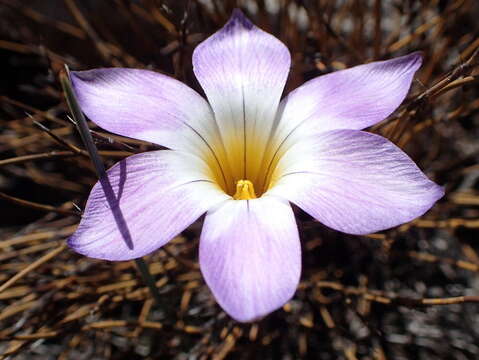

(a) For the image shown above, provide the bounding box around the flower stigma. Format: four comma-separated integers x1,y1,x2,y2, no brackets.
233,179,257,200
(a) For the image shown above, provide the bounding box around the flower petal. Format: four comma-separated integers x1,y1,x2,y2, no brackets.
70,68,221,156
68,151,228,261
269,129,444,235
199,196,301,322
192,10,291,182
274,53,422,146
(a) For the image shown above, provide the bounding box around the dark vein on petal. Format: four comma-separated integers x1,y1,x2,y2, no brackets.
182,122,229,193
261,120,305,193
242,83,247,179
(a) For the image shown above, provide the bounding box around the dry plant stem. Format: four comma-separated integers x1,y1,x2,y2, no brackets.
63,0,116,64
0,243,67,294
32,117,141,158
1,0,85,38
0,95,67,125
0,150,131,167
411,47,479,107
316,11,364,62
134,258,163,305
0,151,77,166
31,118,83,154
0,192,78,215
378,46,479,141
90,130,139,152
61,68,105,175
60,65,162,307
408,251,479,272
317,281,479,306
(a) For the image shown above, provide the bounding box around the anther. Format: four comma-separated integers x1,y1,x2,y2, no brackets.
233,179,257,200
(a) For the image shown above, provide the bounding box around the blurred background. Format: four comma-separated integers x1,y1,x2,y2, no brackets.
1,0,479,359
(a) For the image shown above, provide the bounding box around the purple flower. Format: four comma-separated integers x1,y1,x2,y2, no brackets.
68,10,444,322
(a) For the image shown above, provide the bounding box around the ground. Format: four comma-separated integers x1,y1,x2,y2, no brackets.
1,0,479,359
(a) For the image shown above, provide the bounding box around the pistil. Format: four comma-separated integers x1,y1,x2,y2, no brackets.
233,179,257,200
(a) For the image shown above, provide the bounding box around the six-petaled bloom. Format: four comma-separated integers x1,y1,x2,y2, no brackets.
68,10,444,322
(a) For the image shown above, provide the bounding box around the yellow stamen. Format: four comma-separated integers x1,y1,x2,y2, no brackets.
233,180,257,200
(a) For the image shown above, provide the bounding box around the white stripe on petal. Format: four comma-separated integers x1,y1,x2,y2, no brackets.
193,10,291,184
200,196,301,322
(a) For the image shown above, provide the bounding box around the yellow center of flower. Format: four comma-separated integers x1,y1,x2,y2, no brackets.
232,179,257,200
200,109,291,200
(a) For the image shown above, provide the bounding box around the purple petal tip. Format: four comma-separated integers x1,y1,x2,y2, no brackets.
227,8,254,30
398,51,423,72
70,69,99,84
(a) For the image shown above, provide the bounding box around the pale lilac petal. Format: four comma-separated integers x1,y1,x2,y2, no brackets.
192,10,291,181
274,53,422,146
200,196,301,322
68,151,228,261
269,130,444,235
70,68,221,156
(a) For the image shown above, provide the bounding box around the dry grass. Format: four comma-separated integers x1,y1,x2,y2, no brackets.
1,0,479,358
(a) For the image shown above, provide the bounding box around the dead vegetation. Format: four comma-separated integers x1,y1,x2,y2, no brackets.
1,0,479,358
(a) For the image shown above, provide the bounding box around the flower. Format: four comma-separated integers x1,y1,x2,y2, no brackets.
68,10,444,322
